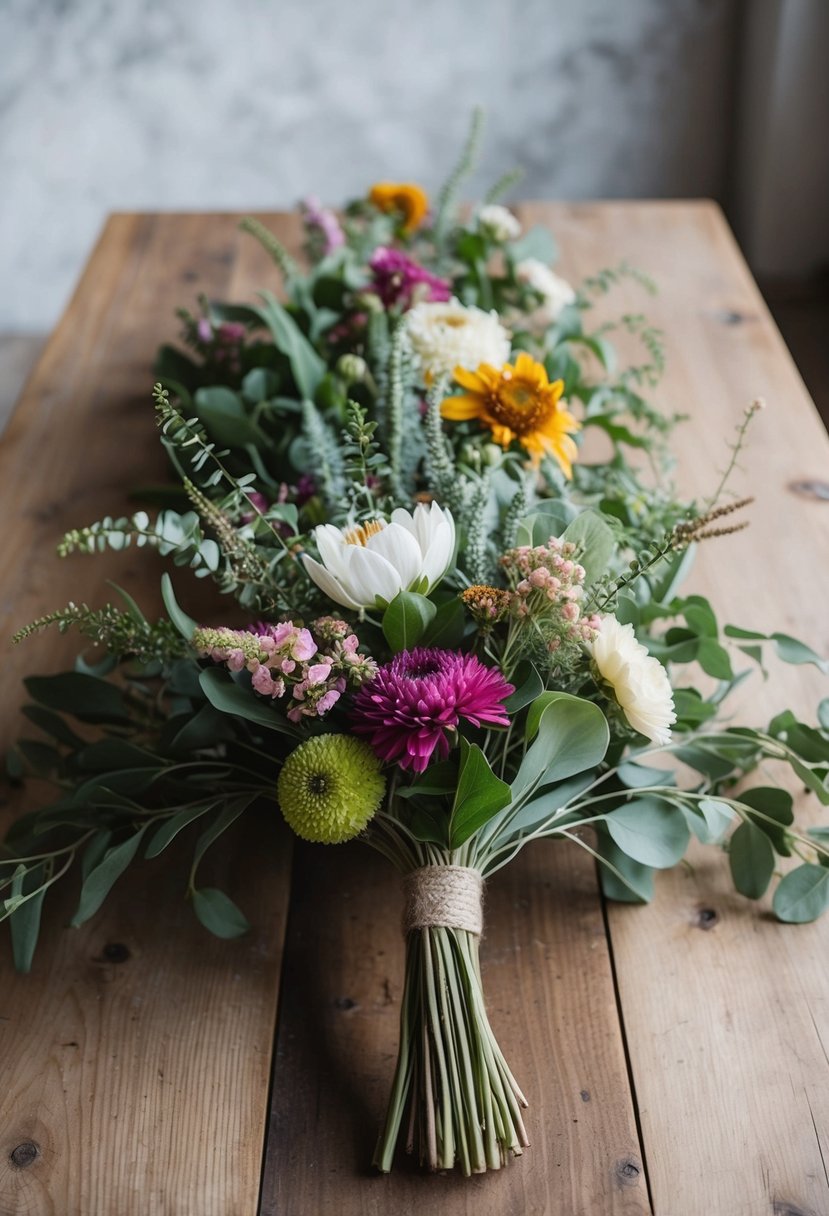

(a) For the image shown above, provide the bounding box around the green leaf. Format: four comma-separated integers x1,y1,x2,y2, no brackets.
773,864,829,923
76,739,162,771
161,573,197,642
21,705,86,748
71,827,150,926
561,511,615,587
24,672,129,724
191,799,253,878
421,596,467,648
199,668,300,736
382,592,437,653
681,596,718,638
191,887,251,939
594,827,655,903
693,798,733,844
193,386,266,447
736,787,794,855
618,760,676,789
606,797,690,868
729,820,775,899
503,662,543,715
8,863,46,973
448,740,511,848
724,626,828,672
696,638,733,680
255,291,325,399
513,694,609,800
510,225,558,266
145,804,219,859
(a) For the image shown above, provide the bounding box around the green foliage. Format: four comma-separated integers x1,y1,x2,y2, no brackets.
382,592,437,653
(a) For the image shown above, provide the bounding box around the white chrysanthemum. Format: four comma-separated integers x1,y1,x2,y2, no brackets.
589,616,676,745
406,299,511,382
477,204,521,243
516,258,576,324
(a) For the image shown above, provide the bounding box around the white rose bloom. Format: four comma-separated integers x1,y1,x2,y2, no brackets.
304,502,455,610
589,616,676,746
406,299,511,382
516,258,576,324
477,204,521,243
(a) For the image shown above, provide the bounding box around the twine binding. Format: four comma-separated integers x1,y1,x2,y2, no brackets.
402,865,484,936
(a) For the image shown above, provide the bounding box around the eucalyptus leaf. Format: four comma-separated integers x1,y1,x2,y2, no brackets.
594,827,655,903
729,820,775,899
71,826,150,927
161,573,197,642
191,887,251,939
145,804,219,860
772,864,829,923
560,510,615,586
513,694,609,800
605,797,690,869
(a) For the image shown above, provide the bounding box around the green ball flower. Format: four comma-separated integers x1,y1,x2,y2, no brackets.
277,735,385,844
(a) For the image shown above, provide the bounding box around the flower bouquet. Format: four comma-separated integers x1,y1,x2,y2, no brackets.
5,114,829,1176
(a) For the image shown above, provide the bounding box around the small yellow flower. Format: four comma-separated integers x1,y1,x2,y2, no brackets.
441,352,580,476
369,182,429,233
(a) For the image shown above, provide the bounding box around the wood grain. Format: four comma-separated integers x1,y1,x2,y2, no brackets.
0,213,295,1216
539,201,829,1215
2,204,827,1216
261,841,649,1216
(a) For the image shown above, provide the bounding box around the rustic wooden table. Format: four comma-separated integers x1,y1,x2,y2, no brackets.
0,204,827,1216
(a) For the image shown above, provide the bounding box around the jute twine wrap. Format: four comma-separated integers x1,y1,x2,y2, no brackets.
402,865,484,936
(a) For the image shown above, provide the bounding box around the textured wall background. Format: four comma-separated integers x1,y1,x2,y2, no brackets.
2,0,741,330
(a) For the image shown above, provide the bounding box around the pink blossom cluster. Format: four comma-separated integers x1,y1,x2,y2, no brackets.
301,195,345,256
368,247,452,310
193,618,377,724
194,317,247,375
501,537,601,648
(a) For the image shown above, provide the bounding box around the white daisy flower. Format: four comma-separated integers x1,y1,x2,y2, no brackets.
406,299,511,383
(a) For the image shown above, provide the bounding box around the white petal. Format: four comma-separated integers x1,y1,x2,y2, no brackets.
303,555,362,610
346,546,405,606
367,522,423,589
419,520,454,588
314,524,351,580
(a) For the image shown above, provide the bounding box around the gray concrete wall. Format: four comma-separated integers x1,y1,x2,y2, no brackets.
2,0,741,331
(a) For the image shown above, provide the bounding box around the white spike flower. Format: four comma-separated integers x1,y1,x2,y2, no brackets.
303,502,455,610
589,616,676,745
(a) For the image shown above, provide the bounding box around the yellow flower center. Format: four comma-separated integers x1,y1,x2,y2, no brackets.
490,376,551,435
343,519,385,546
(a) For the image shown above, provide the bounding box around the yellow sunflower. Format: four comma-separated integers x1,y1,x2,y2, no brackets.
441,352,580,476
368,182,429,233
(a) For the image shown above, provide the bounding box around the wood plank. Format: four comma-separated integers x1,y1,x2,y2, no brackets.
261,841,649,1216
0,214,293,1216
534,201,829,1215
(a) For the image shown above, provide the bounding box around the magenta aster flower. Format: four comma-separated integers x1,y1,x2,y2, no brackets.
369,247,452,311
352,648,514,773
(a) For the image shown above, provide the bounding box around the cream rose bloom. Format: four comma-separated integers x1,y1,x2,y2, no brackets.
406,299,511,382
516,258,576,324
477,204,521,243
589,616,676,745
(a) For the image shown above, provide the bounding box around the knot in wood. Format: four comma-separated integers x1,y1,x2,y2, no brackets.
615,1158,641,1185
10,1141,39,1169
103,942,131,964
695,907,719,930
